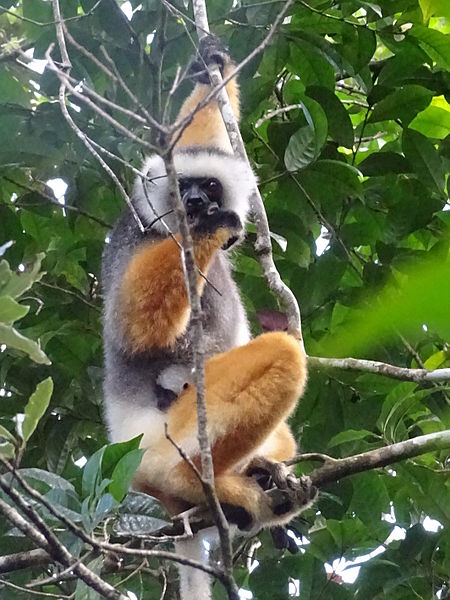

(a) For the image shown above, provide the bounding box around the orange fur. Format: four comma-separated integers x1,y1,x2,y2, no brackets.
175,64,240,152
134,333,307,523
120,230,231,352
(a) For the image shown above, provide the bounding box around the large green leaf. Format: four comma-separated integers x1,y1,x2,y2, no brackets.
409,96,450,139
22,377,53,442
284,98,328,171
0,322,51,364
402,128,446,195
369,85,433,125
419,0,450,20
409,25,450,71
0,296,29,324
306,86,354,148
321,254,450,356
0,253,45,299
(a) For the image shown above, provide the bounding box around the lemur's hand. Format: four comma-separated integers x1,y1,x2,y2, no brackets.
189,35,230,84
191,208,242,250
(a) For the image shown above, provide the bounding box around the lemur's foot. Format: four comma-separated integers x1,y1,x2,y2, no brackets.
246,456,295,491
267,476,317,517
189,35,229,83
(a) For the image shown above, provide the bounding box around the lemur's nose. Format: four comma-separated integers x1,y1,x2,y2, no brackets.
185,195,205,210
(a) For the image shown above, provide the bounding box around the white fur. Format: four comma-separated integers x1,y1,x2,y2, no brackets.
133,150,255,234
157,364,193,395
175,537,212,600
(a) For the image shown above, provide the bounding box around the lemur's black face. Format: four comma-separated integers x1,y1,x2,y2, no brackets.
178,177,224,225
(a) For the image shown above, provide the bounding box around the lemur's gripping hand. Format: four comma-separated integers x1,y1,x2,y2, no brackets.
189,35,230,84
191,208,242,251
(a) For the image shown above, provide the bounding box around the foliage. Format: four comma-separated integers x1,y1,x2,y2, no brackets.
0,0,449,598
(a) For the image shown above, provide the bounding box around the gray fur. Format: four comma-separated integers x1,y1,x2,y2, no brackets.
102,152,251,439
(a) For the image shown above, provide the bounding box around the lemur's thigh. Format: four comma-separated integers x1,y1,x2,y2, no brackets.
167,331,307,473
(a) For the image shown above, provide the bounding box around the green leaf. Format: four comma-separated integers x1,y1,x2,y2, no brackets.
409,96,450,139
0,254,45,299
0,425,15,443
82,446,106,499
0,442,15,459
328,429,378,449
322,255,450,357
369,85,433,125
419,0,450,20
359,152,410,176
284,98,328,171
300,160,363,199
402,128,446,195
114,513,169,536
0,296,29,324
0,323,51,364
109,448,145,502
22,377,53,442
289,40,335,89
101,435,143,479
409,25,450,71
306,86,354,148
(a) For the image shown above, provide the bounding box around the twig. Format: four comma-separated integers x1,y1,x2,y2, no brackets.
308,356,450,383
4,175,111,228
0,0,102,26
46,15,145,233
309,430,450,486
285,452,337,466
0,579,73,598
45,49,157,154
255,103,303,128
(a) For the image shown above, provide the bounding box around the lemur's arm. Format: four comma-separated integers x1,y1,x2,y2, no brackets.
120,218,240,353
175,37,240,151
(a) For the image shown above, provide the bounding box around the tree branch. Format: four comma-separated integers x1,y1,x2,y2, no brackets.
0,549,50,575
309,430,450,487
308,356,450,383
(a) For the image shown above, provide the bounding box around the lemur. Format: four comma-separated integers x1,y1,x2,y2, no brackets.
102,36,316,600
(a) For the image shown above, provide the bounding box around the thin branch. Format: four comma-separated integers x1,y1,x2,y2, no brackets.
309,430,450,487
39,281,101,311
0,549,50,574
45,49,157,154
255,103,303,128
0,0,102,26
285,452,337,466
4,175,111,228
46,20,145,233
0,579,73,599
308,356,450,383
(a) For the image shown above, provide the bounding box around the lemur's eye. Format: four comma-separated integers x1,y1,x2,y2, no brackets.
204,178,223,201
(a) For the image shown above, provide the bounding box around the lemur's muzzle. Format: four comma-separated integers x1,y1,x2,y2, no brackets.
182,184,220,225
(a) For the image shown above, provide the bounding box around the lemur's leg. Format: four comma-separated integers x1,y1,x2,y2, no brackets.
152,332,313,526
